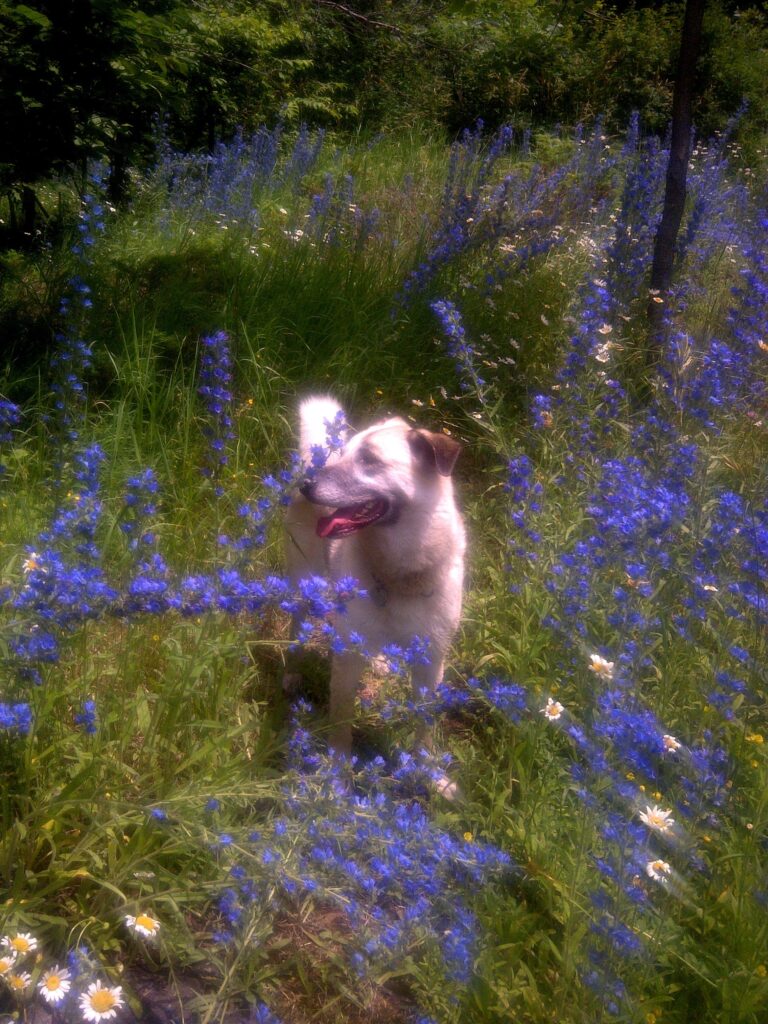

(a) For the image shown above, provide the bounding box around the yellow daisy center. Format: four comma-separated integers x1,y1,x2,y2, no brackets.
90,989,117,1013
45,974,63,991
10,974,27,990
135,914,158,932
0,957,14,973
10,937,30,952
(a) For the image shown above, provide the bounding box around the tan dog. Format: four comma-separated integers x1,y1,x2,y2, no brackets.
285,397,465,757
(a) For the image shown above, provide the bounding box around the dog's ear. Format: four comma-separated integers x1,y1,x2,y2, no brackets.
408,429,462,476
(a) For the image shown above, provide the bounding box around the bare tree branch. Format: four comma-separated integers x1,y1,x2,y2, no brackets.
313,0,402,34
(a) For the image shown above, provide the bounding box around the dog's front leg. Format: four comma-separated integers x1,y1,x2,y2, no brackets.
328,650,365,757
411,654,446,751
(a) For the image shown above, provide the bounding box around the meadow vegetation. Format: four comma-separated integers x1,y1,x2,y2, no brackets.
0,119,767,1023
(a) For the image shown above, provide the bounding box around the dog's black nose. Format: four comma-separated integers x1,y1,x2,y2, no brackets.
299,479,316,500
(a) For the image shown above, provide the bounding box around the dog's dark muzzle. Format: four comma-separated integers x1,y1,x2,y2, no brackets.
299,479,317,501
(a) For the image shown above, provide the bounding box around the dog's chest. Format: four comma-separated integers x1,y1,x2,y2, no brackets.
368,568,435,607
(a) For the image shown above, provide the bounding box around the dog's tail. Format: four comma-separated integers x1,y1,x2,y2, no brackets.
298,396,347,465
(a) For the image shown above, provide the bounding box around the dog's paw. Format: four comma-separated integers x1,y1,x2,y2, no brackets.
433,773,460,802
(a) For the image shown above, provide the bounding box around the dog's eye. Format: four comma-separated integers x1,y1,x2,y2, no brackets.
358,448,381,468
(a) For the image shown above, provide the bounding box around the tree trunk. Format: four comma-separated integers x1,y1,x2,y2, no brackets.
647,0,706,347
108,149,129,205
21,184,38,239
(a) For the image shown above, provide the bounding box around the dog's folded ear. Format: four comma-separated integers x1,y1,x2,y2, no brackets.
408,428,462,476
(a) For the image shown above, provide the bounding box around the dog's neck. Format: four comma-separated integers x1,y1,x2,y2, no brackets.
350,484,460,597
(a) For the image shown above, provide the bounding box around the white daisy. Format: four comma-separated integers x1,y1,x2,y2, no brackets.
1,933,38,957
6,970,32,994
125,911,161,939
588,654,615,680
22,552,45,574
645,859,672,882
594,341,614,363
38,965,72,1004
541,697,564,721
0,952,17,975
639,804,675,833
79,980,123,1021
662,734,682,754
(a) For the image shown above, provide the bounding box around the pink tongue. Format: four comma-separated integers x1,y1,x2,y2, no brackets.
316,500,387,538
316,511,358,538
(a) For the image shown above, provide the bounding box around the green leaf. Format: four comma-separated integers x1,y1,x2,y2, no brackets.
12,4,51,29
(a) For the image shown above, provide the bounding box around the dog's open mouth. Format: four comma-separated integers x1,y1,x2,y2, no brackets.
316,498,389,538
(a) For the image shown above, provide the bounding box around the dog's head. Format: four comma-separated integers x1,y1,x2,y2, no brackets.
300,418,461,538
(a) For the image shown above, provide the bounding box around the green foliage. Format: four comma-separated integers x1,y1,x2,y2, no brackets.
568,3,681,132
430,0,580,131
700,3,768,146
173,0,358,147
0,1,189,186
